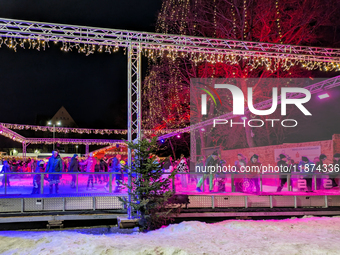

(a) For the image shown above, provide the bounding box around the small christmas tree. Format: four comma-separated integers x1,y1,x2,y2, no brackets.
120,137,178,231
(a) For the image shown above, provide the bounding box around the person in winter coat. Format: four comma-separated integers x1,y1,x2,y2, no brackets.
10,158,19,173
196,151,219,192
100,155,109,182
247,154,261,193
46,151,63,194
31,161,45,194
298,156,314,192
68,154,79,188
234,154,246,192
0,160,11,188
315,154,327,190
177,154,189,189
80,153,96,190
330,153,340,187
277,154,290,192
94,158,103,184
105,154,122,193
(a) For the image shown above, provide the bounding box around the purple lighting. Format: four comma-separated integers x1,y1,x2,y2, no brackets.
177,134,181,138
318,93,330,99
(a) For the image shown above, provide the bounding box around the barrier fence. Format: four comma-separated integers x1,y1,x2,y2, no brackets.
0,172,338,196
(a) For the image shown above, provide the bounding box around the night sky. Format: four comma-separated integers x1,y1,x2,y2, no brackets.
0,0,162,128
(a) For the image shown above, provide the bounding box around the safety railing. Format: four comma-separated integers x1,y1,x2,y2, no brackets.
0,171,338,196
171,172,340,194
0,172,129,196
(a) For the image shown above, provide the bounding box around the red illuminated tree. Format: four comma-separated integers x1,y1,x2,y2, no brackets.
143,0,339,152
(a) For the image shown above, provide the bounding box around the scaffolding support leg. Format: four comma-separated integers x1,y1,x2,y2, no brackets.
127,44,141,219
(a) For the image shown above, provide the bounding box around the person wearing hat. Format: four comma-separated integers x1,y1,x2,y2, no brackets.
298,156,313,192
31,161,45,194
315,154,328,190
196,151,219,192
330,153,340,188
277,154,290,192
176,154,189,189
234,154,246,192
247,154,261,193
68,154,79,189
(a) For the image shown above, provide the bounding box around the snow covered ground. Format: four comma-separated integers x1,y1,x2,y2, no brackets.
0,216,340,254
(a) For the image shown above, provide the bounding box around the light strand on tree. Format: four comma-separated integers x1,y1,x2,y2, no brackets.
213,0,217,38
276,0,282,43
231,1,237,38
243,0,248,40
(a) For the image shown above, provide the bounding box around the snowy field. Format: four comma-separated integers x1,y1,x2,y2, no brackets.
0,216,340,255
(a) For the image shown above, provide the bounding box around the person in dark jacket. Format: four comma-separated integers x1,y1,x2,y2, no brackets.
68,154,79,189
298,156,314,192
94,158,103,184
329,153,340,188
277,154,289,192
105,154,122,193
46,151,63,194
0,160,11,188
31,161,45,194
315,154,327,189
234,154,246,192
196,151,219,192
247,154,261,193
10,158,19,173
100,155,109,182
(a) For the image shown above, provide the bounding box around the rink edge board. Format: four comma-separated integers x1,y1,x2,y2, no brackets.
0,213,128,223
173,210,340,218
0,194,339,214
185,195,340,209
0,196,127,213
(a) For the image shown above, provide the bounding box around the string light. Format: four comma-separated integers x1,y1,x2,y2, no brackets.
231,1,237,38
276,0,282,43
243,0,249,40
0,123,189,135
0,36,120,56
213,0,217,38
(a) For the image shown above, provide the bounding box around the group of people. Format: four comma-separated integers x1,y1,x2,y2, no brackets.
2,150,340,194
185,151,340,193
42,151,126,194
0,150,126,194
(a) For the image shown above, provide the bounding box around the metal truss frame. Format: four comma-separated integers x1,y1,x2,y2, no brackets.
0,124,123,158
159,75,340,141
0,125,25,143
27,138,121,145
0,18,340,63
127,44,141,219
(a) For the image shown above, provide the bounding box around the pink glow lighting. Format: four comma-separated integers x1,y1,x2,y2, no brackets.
318,93,330,99
177,134,181,138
